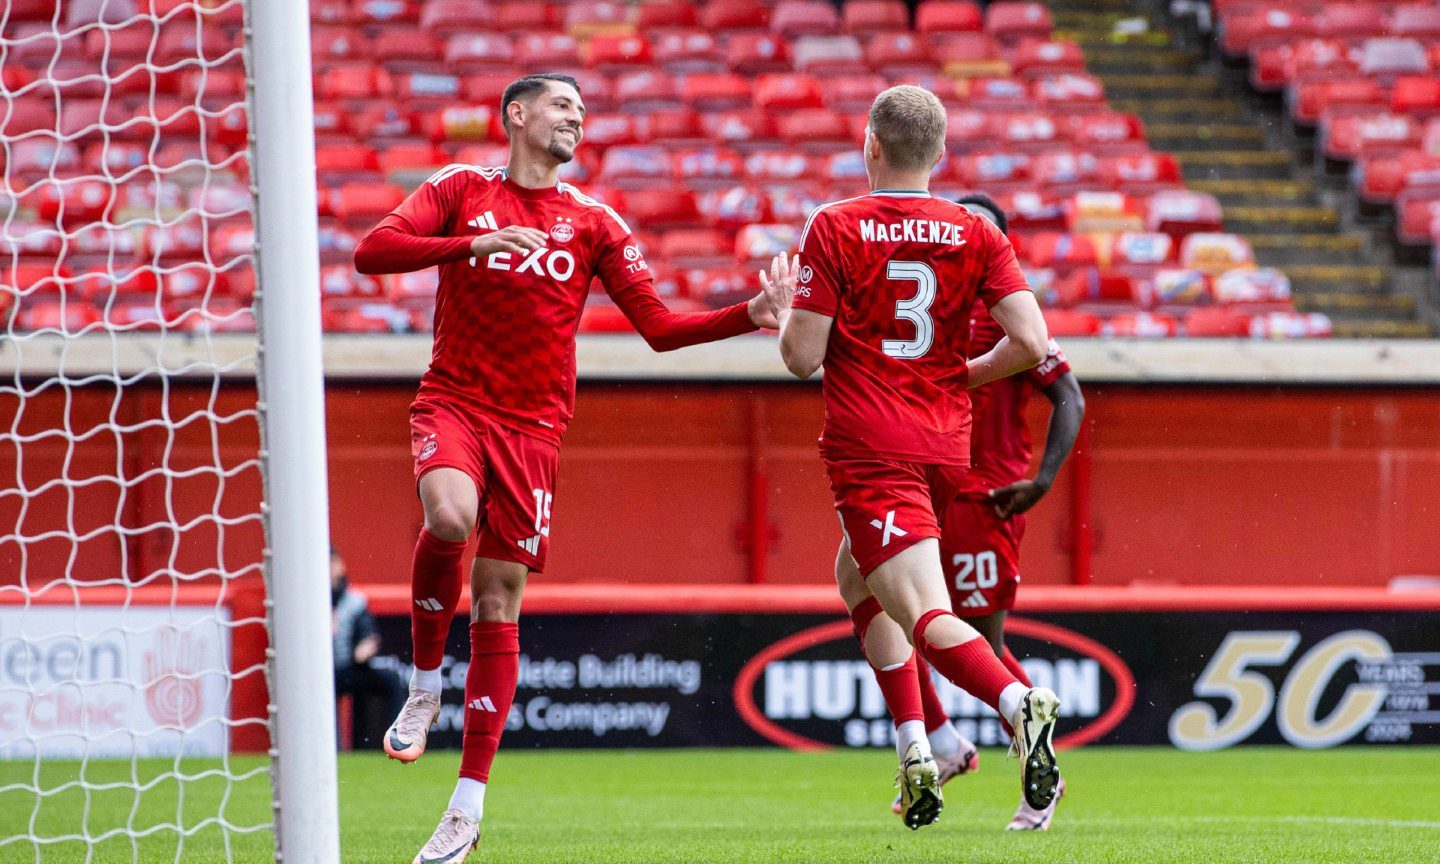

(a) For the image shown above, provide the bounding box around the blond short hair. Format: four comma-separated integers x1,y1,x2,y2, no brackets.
867,85,947,171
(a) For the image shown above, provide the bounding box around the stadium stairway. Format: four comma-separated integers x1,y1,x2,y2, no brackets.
1054,0,1436,337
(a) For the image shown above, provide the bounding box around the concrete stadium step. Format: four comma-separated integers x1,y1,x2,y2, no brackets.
1331,319,1433,338
1188,178,1316,204
1249,233,1370,266
1096,73,1219,97
1283,264,1390,292
1223,206,1340,232
1084,47,1202,72
1174,150,1295,180
1147,123,1268,148
1061,29,1174,48
1294,292,1415,319
1111,98,1251,120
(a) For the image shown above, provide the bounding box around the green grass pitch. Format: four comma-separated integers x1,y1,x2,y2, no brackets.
3,747,1438,863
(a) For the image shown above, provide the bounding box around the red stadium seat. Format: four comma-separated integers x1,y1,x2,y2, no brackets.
614,71,684,111
1025,232,1099,270
1033,73,1106,111
1395,188,1440,246
1065,112,1148,154
776,109,853,149
992,111,1061,150
311,0,352,25
1391,6,1440,40
493,2,562,32
1031,150,1100,194
1180,233,1256,275
315,144,382,177
5,139,80,179
754,74,824,111
1354,149,1440,205
701,0,771,32
1248,311,1332,339
1146,190,1225,237
1286,38,1357,86
1,221,63,259
1359,38,1429,80
330,182,406,224
1218,8,1315,59
952,151,1031,189
419,0,497,35
1009,40,1085,78
744,151,816,182
566,1,638,39
844,1,910,34
985,2,1053,45
1392,76,1440,118
15,300,101,334
1103,311,1179,338
372,28,443,66
353,0,421,26
698,111,778,146
316,65,390,100
772,1,840,37
671,147,743,185
1068,191,1146,233
1109,232,1176,271
354,105,427,141
1315,3,1385,40
622,189,703,228
659,229,731,265
445,34,515,72
311,26,373,62
515,33,581,69
1101,152,1183,195
916,1,983,34
726,33,793,74
1151,268,1212,308
580,114,642,148
697,186,772,230
1212,267,1292,306
1291,79,1389,128
647,110,705,145
682,73,754,111
378,144,445,175
637,4,697,28
865,33,935,75
946,109,995,150
654,31,726,72
394,72,463,101
585,34,653,71
735,224,801,263
599,146,675,184
821,75,891,112
793,36,864,75
930,32,1009,78
1041,308,1101,337
1183,306,1252,337
1322,110,1421,163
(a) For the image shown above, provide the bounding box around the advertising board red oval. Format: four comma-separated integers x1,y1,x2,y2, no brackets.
732,616,1135,751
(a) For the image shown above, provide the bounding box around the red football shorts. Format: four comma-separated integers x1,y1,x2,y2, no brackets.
825,457,969,576
940,497,1024,617
410,399,558,572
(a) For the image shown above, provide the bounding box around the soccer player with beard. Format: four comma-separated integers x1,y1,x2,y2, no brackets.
758,86,1063,832
872,194,1086,830
354,74,777,863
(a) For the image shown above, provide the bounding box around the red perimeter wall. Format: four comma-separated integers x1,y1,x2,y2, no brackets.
3,382,1438,589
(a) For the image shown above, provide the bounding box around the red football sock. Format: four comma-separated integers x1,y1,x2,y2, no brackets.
916,660,950,733
458,622,520,783
850,597,924,727
913,609,1020,715
1001,646,1032,687
410,528,468,671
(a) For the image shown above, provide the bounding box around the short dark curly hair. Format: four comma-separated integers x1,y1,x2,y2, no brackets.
500,73,581,133
957,193,1008,236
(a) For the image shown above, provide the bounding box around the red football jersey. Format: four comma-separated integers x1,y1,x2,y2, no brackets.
959,302,1071,497
791,191,1031,464
355,165,753,441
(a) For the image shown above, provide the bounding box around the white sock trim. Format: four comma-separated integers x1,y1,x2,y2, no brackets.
448,777,486,823
411,666,443,696
998,681,1029,725
927,721,967,759
895,719,930,761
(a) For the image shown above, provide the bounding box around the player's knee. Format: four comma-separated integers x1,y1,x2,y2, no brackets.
424,502,475,542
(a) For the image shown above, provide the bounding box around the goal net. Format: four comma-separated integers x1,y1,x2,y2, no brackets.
1,1,336,861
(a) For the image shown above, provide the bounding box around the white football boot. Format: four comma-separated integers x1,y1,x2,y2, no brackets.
383,688,441,763
412,808,479,864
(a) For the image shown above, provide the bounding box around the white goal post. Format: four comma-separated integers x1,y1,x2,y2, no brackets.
0,0,339,861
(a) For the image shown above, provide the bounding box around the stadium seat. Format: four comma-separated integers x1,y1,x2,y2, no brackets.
15,300,100,334
697,186,772,230
1180,233,1256,275
1025,232,1099,270
515,34,582,69
952,151,1031,189
1009,40,1086,78
700,0,771,32
586,34,653,71
311,26,373,62
315,144,382,178
956,77,1033,110
31,179,113,229
419,0,496,36
1151,268,1212,309
614,71,683,112
865,33,935,76
316,65,390,100
1147,190,1225,236
771,1,840,37
726,33,793,74
930,32,1009,77
993,111,1060,150
1315,3,1385,40
698,111,779,145
1,221,63,259
5,139,79,179
1354,149,1440,205
1041,307,1102,337
1033,73,1106,112
444,34,515,72
776,109,853,149
1212,267,1292,306
565,1,638,39
1392,76,1440,118
793,36,864,75
1395,189,1440,246
1249,311,1333,339
743,151,816,182
1290,79,1389,128
754,74,824,111
1031,150,1100,195
353,0,421,26
735,224,801,263
821,74,891,112
493,2,562,32
1100,152,1183,195
622,189,703,228
946,109,996,150
1358,38,1429,81
985,2,1053,45
654,31,726,72
915,1,983,34
1065,112,1148,154
1321,110,1420,164
647,110,705,145
659,229,731,266
1390,6,1440,40
582,114,642,148
599,146,674,185
1218,8,1315,59
843,1,910,35
1105,312,1179,338
682,73,754,111
636,4,697,28
378,143,444,176
1183,306,1252,337
330,182,406,225
1110,232,1176,270
1068,191,1147,233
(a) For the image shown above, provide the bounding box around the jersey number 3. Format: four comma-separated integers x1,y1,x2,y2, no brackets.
881,261,936,360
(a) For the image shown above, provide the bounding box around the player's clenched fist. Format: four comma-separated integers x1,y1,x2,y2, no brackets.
469,226,550,257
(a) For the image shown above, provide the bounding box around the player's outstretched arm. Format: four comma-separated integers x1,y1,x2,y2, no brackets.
990,372,1086,517
607,277,764,352
966,291,1047,389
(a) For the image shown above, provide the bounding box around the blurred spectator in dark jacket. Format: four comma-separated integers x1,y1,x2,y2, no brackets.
332,549,403,748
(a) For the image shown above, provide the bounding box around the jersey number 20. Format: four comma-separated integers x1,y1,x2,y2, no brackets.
881,261,936,359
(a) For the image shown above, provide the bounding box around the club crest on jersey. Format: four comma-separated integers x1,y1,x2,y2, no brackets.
549,218,575,244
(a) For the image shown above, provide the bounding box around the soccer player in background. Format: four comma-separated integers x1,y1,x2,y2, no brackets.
758,85,1064,831
353,73,777,863
871,194,1086,830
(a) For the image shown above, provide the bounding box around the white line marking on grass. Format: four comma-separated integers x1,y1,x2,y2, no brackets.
1069,816,1440,830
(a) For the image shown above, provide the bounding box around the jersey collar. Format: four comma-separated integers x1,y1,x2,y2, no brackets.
869,189,932,198
500,167,562,200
